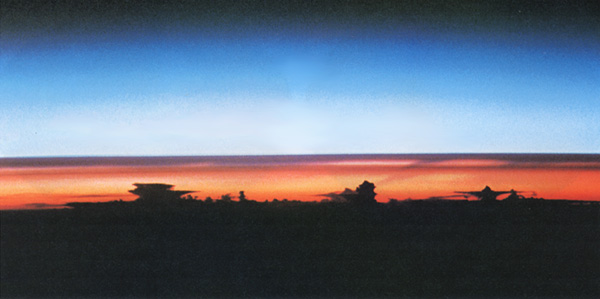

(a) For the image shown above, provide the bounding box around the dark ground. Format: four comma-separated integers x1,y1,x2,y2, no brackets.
1,201,599,297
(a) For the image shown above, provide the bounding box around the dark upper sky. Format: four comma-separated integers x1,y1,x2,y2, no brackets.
4,0,599,46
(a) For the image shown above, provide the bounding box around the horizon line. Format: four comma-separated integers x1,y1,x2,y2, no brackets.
2,152,599,159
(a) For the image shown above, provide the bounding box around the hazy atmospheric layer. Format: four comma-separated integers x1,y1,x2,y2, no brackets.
1,154,599,209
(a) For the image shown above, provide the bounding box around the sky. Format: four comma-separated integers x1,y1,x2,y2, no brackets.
1,0,599,156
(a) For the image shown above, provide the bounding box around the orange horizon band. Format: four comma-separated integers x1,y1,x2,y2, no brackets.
2,158,599,209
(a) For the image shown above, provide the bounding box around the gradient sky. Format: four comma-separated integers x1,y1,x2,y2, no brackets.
1,1,599,156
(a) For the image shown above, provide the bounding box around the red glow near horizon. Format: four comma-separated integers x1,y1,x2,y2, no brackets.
1,155,599,209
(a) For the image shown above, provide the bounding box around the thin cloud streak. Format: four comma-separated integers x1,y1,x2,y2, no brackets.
2,154,599,168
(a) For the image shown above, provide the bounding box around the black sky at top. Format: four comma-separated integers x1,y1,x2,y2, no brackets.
2,0,599,48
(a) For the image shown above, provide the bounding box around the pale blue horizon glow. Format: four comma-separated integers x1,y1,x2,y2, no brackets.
1,27,599,157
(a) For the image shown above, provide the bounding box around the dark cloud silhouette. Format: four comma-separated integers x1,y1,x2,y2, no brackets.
129,183,194,204
319,188,357,202
319,181,377,204
24,203,65,209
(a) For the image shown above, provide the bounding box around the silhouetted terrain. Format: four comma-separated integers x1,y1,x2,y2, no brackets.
2,201,599,297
